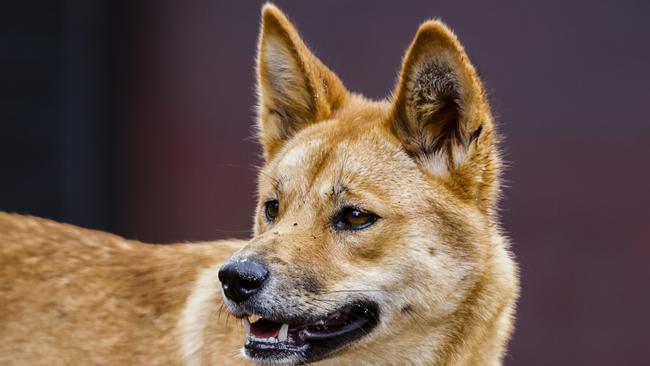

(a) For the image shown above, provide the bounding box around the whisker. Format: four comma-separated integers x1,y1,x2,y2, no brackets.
320,289,394,294
405,309,428,334
305,299,336,313
310,298,380,325
217,303,225,321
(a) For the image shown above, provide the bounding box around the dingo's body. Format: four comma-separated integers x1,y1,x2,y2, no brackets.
0,4,518,365
0,213,245,365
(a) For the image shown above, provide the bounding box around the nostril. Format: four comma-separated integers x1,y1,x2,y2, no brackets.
239,273,266,291
218,259,269,303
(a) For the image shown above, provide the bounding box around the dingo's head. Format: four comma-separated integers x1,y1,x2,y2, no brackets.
219,4,516,365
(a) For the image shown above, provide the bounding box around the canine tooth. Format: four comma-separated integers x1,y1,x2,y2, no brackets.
249,314,261,323
244,317,251,338
278,323,289,342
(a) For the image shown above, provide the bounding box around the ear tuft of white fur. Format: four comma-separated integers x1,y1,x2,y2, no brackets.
421,150,450,178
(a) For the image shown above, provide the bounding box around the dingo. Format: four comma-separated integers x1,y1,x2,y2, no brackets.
0,4,518,365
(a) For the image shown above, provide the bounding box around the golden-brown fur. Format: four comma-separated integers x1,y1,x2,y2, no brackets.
0,3,518,365
0,212,246,365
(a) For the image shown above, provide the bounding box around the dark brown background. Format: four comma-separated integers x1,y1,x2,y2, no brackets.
2,1,649,365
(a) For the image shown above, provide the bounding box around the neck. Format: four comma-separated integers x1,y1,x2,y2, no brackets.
433,242,519,366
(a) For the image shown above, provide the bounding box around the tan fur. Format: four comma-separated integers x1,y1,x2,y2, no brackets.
0,4,518,365
0,212,247,365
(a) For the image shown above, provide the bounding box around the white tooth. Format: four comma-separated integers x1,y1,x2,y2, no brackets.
244,317,251,338
278,324,289,342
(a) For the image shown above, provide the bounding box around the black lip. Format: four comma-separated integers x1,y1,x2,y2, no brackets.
244,301,380,364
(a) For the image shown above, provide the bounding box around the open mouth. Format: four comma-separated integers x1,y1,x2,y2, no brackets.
241,301,379,364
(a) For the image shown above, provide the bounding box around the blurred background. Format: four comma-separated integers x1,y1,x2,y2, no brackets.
1,1,649,364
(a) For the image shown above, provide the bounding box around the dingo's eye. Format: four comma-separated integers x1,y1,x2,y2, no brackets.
333,207,378,231
264,200,280,221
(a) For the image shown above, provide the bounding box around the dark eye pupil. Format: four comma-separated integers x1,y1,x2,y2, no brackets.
265,200,279,221
335,207,377,230
347,210,366,223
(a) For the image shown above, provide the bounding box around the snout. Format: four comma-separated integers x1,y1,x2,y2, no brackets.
218,259,269,303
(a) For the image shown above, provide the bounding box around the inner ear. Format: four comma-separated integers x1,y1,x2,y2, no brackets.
260,31,315,128
411,62,465,155
256,4,348,161
389,21,486,176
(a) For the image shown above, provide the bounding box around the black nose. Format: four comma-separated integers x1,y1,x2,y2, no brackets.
218,259,269,303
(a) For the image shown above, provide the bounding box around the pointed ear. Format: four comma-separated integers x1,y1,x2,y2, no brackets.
256,4,348,160
389,20,493,179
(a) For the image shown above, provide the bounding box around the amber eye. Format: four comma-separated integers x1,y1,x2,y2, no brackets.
264,200,280,222
333,207,378,231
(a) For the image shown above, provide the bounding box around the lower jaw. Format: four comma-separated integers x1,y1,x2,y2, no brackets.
245,338,308,353
241,301,380,364
244,341,308,362
244,341,326,365
243,327,370,364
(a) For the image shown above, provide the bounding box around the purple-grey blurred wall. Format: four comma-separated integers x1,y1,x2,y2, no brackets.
117,1,650,365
